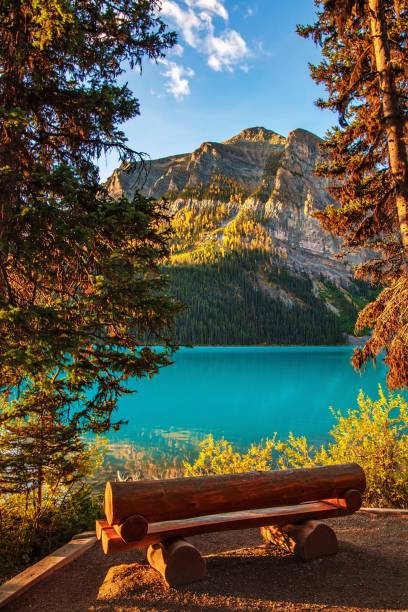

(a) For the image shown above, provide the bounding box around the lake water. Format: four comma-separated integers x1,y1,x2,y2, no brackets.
107,346,391,461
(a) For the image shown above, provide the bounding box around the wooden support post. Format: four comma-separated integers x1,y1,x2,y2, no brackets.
113,514,149,543
261,520,338,561
146,538,206,587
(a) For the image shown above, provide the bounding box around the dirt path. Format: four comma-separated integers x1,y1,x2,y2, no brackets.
4,513,408,612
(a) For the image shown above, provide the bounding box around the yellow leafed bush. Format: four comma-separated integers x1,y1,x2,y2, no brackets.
184,434,283,476
184,387,408,508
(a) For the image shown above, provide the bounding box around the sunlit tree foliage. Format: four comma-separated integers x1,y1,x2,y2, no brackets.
298,0,408,388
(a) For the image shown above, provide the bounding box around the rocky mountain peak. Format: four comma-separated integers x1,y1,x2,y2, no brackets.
222,127,286,146
288,128,322,142
106,125,353,284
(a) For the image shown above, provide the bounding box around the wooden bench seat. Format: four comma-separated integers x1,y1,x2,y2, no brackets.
97,498,352,553
96,463,366,586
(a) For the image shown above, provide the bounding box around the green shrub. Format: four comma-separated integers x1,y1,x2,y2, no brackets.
184,387,408,509
0,438,106,584
0,485,102,584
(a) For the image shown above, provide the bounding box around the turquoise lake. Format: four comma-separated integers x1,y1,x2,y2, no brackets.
108,346,391,458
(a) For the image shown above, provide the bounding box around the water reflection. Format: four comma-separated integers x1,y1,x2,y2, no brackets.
100,438,193,484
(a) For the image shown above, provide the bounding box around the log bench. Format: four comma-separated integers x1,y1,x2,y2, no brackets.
96,463,365,587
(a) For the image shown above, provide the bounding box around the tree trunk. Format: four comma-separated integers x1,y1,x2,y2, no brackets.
261,520,338,561
368,0,408,268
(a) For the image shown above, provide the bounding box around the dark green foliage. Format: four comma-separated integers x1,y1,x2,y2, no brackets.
0,383,106,582
317,279,380,335
166,251,366,345
0,383,94,500
0,1,180,578
0,1,180,434
0,485,101,584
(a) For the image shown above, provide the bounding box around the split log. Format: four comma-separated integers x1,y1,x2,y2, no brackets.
261,520,338,561
146,538,206,587
96,519,110,541
101,500,351,554
105,463,365,525
101,526,140,555
327,489,363,513
113,514,148,543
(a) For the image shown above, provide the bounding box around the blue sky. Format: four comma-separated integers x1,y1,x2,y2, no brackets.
99,0,336,180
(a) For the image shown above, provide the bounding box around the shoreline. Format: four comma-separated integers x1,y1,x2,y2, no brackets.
174,341,366,348
161,336,370,349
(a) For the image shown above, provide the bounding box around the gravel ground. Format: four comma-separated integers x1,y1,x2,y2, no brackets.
4,513,408,612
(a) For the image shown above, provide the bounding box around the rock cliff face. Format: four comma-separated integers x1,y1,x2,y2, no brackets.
106,127,374,344
107,126,349,283
108,127,285,198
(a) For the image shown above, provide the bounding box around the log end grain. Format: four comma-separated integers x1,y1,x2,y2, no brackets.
105,481,114,525
344,489,363,513
113,514,149,543
147,538,206,587
96,519,110,541
296,520,338,560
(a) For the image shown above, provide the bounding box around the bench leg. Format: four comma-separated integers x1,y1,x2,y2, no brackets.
261,520,338,561
146,538,206,587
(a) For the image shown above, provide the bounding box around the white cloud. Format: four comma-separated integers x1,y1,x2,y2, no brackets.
160,0,250,96
187,0,228,20
161,60,195,99
161,1,202,48
206,29,249,72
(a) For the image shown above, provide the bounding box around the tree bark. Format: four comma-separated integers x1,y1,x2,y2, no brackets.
368,0,408,268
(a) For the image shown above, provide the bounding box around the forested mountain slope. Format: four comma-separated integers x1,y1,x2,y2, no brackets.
108,127,374,344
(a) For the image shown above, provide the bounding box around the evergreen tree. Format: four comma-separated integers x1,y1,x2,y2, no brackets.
166,251,371,346
0,385,91,507
298,0,408,388
0,1,180,449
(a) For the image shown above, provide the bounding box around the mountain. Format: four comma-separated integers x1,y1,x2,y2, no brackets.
107,127,375,344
